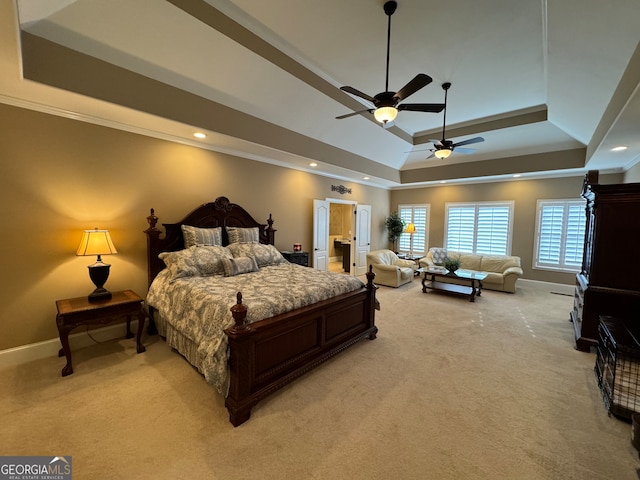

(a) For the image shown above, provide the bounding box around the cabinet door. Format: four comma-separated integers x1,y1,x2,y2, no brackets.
590,201,640,290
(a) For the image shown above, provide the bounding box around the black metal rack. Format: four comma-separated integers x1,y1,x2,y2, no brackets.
595,316,640,420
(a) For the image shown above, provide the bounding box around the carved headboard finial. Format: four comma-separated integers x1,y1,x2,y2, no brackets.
214,196,233,212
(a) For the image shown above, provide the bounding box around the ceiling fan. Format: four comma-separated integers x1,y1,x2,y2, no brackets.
336,1,445,125
429,82,484,159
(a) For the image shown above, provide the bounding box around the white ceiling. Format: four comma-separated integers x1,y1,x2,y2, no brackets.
3,0,640,188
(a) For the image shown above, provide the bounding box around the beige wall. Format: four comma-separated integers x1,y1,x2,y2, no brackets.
0,104,389,350
391,172,623,285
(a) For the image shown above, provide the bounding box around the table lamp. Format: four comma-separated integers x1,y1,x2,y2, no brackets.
76,228,118,301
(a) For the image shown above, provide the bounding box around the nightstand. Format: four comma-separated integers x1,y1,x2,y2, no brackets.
281,251,309,267
55,290,146,376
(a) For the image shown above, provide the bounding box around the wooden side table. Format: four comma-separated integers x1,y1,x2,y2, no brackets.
55,290,146,376
280,251,309,267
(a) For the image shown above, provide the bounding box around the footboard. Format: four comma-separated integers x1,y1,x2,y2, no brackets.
224,268,378,426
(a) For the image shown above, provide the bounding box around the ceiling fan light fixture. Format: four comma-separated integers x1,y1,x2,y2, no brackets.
434,148,452,159
374,106,398,124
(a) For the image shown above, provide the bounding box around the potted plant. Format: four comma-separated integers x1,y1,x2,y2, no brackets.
384,212,405,252
444,256,461,273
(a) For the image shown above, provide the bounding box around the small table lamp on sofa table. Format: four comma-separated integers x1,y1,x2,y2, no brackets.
76,228,118,301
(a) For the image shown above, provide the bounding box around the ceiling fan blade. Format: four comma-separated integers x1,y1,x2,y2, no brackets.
335,109,373,120
393,73,432,102
453,136,484,148
405,147,432,153
429,139,444,147
397,103,445,113
453,147,476,154
340,86,376,104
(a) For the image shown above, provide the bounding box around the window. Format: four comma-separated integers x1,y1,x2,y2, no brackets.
398,204,429,256
445,202,513,255
534,200,586,272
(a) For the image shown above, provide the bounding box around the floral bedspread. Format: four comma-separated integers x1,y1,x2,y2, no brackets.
146,263,365,394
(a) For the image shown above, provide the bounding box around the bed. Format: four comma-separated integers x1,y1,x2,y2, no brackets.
144,196,378,426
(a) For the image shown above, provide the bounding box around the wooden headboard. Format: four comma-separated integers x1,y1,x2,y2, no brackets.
144,196,276,286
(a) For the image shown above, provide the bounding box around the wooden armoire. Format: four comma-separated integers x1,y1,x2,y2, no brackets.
571,171,640,351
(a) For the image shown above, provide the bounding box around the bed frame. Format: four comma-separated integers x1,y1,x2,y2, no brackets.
144,196,378,426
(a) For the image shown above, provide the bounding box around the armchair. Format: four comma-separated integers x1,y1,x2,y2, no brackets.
366,249,416,287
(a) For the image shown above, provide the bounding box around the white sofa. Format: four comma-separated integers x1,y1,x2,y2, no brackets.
366,249,416,287
418,247,523,293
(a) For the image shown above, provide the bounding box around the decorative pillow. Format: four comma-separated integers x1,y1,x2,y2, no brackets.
159,245,232,280
227,242,286,267
191,245,233,276
159,248,199,281
226,226,259,244
221,256,259,277
182,225,222,248
430,247,448,266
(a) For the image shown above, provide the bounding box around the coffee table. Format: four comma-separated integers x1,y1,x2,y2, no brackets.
417,267,487,302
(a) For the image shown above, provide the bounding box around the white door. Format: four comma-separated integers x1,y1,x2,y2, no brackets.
354,204,371,276
313,199,329,270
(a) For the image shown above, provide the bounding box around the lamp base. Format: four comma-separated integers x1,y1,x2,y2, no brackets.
88,288,112,302
87,260,112,302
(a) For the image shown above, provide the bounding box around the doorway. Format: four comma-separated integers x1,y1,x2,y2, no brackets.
313,199,371,275
329,203,352,274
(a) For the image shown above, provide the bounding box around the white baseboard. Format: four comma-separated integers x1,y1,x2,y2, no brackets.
0,321,139,370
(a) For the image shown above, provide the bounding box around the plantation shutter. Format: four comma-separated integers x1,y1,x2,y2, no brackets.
538,204,563,264
535,200,585,271
445,202,513,254
446,206,475,252
398,205,429,256
475,205,510,255
411,207,427,254
564,203,585,267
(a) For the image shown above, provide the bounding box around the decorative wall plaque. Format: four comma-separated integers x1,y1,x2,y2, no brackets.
331,185,352,195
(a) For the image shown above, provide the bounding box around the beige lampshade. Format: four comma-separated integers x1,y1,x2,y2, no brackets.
405,223,416,234
76,229,118,257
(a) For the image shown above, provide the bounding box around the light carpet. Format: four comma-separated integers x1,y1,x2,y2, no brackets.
1,279,639,479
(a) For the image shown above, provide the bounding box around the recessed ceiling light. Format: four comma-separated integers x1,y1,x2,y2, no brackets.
513,174,521,178
611,146,628,151
309,162,318,167
363,176,370,180
440,180,446,184
193,132,206,139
